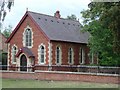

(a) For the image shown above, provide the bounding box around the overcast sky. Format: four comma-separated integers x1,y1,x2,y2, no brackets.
2,0,91,30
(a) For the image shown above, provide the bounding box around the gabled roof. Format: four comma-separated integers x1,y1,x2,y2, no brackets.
6,11,90,44
28,11,90,44
6,11,29,43
16,47,34,58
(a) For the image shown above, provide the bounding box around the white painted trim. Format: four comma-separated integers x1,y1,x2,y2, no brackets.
2,70,119,77
79,48,85,64
38,43,46,65
11,44,18,64
68,47,74,65
34,70,119,76
88,52,94,64
55,45,62,65
23,29,25,47
91,53,94,64
23,25,33,48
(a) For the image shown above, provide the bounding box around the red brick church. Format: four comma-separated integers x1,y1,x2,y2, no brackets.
6,11,97,72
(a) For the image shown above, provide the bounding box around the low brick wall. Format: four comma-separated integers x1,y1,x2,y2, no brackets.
1,71,119,84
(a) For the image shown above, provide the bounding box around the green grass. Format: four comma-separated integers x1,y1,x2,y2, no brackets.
1,78,119,88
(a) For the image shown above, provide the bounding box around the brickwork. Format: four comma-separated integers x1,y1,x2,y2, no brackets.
8,16,49,68
0,33,7,52
51,41,90,66
7,14,97,71
1,71,119,84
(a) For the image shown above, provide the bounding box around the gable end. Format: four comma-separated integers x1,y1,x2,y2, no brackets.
6,11,50,43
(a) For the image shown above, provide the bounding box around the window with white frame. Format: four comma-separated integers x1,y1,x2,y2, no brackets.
25,28,32,47
89,52,94,64
23,26,33,48
68,48,74,64
11,46,17,63
80,48,85,64
39,45,45,64
56,46,61,64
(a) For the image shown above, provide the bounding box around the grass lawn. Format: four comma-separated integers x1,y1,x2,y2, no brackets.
1,78,119,88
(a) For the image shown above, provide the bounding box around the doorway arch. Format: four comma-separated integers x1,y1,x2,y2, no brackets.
20,54,27,71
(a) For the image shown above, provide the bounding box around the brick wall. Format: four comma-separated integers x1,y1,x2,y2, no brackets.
0,33,7,52
8,15,49,67
1,71,119,84
51,41,91,66
8,13,97,71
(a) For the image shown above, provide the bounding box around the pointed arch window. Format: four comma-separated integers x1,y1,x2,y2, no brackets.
23,26,33,48
56,46,61,64
90,53,94,64
25,28,32,47
11,46,18,63
68,48,74,64
80,48,85,64
39,45,45,64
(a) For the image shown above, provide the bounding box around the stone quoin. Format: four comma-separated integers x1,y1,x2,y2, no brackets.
6,11,97,72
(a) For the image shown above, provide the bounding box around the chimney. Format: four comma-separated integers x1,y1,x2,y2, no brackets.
54,11,61,19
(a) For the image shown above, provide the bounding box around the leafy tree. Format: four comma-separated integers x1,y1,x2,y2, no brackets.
67,14,77,20
81,2,120,66
0,0,14,29
0,0,14,21
2,25,12,38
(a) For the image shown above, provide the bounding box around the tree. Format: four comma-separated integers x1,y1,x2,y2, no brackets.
67,14,77,20
0,0,14,29
2,25,12,38
81,2,120,66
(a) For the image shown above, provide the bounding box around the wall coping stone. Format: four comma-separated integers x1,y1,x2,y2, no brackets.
35,70,119,77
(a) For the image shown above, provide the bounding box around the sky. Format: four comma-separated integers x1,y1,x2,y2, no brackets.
2,0,91,31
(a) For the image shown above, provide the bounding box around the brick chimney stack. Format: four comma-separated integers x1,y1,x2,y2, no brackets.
54,11,61,19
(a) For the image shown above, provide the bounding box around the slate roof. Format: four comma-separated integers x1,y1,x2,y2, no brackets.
16,47,34,58
28,11,90,44
6,11,90,44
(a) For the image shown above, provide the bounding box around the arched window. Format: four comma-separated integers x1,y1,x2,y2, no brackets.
88,52,94,64
39,45,45,64
56,46,61,64
80,48,85,64
11,46,17,63
25,28,32,47
23,26,33,48
68,48,74,64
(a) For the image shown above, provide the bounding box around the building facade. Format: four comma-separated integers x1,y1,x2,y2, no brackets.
6,11,96,72
0,33,8,66
0,33,7,53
